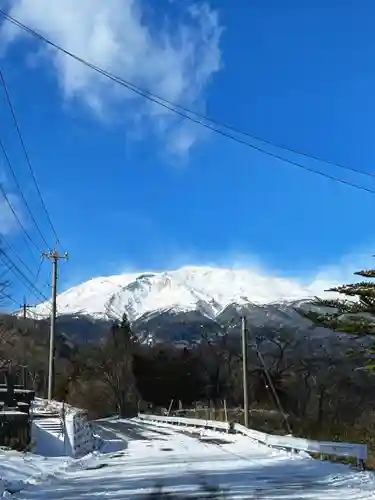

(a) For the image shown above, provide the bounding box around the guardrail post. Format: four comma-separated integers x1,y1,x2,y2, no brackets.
137,413,368,465
358,458,365,470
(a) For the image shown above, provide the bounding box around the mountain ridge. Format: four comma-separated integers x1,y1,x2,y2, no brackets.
28,265,330,323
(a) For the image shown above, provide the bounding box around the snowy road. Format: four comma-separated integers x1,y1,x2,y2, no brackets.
11,418,375,499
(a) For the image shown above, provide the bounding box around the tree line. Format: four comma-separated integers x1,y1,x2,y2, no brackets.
0,310,373,446
1,257,375,462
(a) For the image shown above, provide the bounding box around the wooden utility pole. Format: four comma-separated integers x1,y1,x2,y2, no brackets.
42,249,68,401
20,297,33,319
241,315,249,428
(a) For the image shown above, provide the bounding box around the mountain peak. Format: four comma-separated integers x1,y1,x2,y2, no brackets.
28,265,327,322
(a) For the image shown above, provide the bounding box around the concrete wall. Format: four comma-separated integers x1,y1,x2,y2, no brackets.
65,412,97,458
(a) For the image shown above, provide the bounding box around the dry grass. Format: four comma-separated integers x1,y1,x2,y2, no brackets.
172,407,288,434
170,407,374,470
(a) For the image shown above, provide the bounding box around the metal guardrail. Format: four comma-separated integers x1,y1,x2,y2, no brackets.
137,413,367,468
140,414,229,431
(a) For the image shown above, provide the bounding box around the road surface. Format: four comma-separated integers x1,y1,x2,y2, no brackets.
15,417,375,499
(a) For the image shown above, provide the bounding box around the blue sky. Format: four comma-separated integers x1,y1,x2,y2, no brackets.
1,0,375,306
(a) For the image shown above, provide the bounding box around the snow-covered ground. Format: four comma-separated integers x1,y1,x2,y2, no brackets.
31,397,80,416
1,418,374,499
0,449,73,496
28,265,338,322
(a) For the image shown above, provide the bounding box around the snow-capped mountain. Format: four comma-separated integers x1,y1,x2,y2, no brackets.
29,265,331,323
22,265,343,344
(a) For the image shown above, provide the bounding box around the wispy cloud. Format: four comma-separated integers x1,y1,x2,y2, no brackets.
0,0,223,156
114,248,375,302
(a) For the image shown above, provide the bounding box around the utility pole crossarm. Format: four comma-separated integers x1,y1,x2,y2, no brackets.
42,249,68,401
41,250,69,262
20,298,33,319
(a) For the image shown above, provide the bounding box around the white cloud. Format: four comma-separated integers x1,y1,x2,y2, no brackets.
303,250,375,295
0,0,222,155
117,249,375,303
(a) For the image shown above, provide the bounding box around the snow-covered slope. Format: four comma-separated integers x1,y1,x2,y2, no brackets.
29,266,333,322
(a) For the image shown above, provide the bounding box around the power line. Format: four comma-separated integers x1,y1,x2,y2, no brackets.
5,260,46,303
0,232,52,308
118,86,375,181
0,177,41,254
0,233,38,279
0,133,49,249
59,56,375,182
1,10,374,194
0,68,62,249
32,257,43,288
81,79,375,194
0,261,11,282
24,256,44,304
0,249,49,303
0,248,53,316
0,289,19,307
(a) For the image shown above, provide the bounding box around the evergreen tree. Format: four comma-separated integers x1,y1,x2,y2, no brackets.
304,260,375,337
85,313,139,416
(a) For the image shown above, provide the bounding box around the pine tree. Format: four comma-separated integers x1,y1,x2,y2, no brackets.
304,261,375,337
86,313,139,416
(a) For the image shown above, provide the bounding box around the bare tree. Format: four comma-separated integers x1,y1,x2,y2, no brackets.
84,314,139,416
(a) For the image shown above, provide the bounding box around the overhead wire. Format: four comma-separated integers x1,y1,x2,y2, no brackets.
0,234,54,319
0,176,41,254
0,68,62,249
0,116,43,258
0,234,39,279
0,134,49,249
0,289,19,307
0,245,62,320
114,84,375,181
24,257,56,318
0,22,63,308
3,259,47,304
0,262,11,282
0,249,49,303
0,232,52,313
0,253,19,308
2,10,374,326
25,255,65,320
28,256,44,300
0,10,375,195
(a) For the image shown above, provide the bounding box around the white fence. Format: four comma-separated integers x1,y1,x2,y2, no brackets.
137,414,367,466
